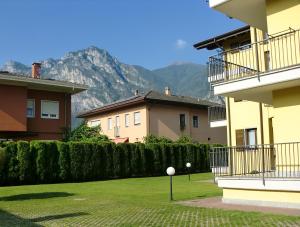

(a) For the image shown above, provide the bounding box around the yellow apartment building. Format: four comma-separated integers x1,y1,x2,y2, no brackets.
77,88,227,144
195,0,300,209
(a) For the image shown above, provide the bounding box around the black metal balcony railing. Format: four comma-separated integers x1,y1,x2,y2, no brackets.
208,106,226,122
210,142,300,180
208,28,300,84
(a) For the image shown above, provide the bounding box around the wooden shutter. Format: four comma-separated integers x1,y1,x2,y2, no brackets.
235,129,244,146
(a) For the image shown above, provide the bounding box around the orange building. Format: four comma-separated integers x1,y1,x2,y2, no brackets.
0,63,87,140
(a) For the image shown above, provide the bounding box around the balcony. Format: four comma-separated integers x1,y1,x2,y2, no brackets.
208,29,300,104
210,142,300,180
209,0,267,30
208,106,227,128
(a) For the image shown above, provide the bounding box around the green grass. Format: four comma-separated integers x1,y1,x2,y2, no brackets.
0,173,299,226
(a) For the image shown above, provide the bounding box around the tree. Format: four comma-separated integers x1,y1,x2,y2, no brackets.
69,121,110,142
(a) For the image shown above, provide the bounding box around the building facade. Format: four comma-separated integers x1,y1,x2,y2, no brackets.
78,89,227,144
0,63,87,140
195,0,300,209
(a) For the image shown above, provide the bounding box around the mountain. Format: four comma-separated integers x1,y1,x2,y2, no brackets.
1,46,222,127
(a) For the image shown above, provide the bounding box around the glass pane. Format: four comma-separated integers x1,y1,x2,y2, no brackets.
248,130,256,146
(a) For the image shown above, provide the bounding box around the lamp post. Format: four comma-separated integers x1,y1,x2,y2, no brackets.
186,162,191,181
166,167,175,201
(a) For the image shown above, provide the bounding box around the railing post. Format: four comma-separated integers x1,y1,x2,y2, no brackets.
229,147,233,176
262,144,265,185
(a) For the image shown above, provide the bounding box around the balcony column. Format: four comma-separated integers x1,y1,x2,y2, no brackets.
259,102,265,185
254,28,261,80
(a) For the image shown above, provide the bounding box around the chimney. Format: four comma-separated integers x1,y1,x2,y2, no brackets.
165,87,171,96
32,62,41,79
135,90,139,96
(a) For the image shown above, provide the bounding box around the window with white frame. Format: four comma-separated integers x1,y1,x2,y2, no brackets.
41,100,59,119
134,112,141,125
107,118,112,130
27,99,35,118
125,114,130,127
90,119,101,127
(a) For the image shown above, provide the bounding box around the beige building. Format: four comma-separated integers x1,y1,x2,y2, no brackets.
78,89,227,144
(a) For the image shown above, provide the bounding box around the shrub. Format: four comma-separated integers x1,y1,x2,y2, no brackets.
69,142,85,181
1,141,212,185
0,147,6,175
143,134,173,144
57,142,70,181
176,135,194,144
32,141,60,183
69,121,110,142
17,141,34,183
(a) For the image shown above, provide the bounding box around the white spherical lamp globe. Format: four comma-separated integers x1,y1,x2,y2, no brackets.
166,167,175,176
186,162,191,168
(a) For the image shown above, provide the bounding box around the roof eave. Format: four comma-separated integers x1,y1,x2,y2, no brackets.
193,25,250,50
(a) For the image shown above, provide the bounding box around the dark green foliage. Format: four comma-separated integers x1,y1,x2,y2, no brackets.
143,134,173,144
17,141,34,184
57,142,71,181
0,141,213,185
176,135,194,144
69,142,85,181
69,121,110,142
32,141,60,183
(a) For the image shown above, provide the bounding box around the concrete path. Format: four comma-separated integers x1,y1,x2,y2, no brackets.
179,197,300,216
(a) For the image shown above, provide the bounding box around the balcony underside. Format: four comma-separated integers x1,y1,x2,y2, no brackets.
213,65,300,105
209,0,267,31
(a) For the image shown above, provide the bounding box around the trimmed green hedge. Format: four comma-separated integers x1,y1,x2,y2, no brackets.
0,141,213,185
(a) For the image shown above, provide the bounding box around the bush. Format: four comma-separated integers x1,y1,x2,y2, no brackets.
176,135,194,144
1,141,212,185
17,141,35,183
32,141,60,183
143,134,173,144
69,121,110,142
57,142,71,181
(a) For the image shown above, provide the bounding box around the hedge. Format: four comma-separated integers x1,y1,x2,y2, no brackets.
0,141,213,186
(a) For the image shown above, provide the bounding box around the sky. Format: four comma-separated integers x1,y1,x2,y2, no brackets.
0,0,244,70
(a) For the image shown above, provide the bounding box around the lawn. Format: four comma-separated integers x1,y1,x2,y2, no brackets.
0,173,299,226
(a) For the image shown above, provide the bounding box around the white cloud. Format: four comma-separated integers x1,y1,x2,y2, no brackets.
175,39,187,49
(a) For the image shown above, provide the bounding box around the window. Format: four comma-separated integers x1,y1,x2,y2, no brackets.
27,99,35,118
90,120,100,127
134,112,141,125
107,118,112,130
235,128,257,147
180,114,186,130
246,128,257,147
115,116,120,127
193,116,199,128
125,114,130,127
41,100,59,119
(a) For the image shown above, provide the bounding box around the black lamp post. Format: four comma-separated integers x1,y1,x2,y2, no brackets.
166,167,175,201
186,162,191,181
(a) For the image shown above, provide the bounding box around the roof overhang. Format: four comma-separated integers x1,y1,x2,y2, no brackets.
77,97,146,118
0,73,88,94
209,0,267,31
194,26,250,50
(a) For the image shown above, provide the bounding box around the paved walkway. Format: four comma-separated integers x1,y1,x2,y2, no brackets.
179,197,300,216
